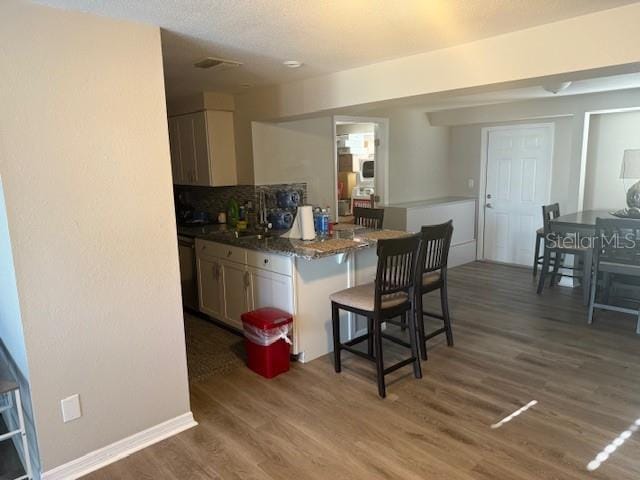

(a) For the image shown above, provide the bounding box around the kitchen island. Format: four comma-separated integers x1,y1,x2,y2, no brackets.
179,224,411,362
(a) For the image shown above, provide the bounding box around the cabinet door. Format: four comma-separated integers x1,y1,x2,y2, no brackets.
168,117,183,184
220,260,250,329
196,257,223,319
192,112,211,186
205,110,237,186
177,115,197,184
248,267,294,314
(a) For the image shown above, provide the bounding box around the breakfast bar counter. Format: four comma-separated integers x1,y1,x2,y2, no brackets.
178,223,411,260
185,224,412,362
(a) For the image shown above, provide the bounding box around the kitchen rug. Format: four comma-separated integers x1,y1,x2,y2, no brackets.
184,312,245,382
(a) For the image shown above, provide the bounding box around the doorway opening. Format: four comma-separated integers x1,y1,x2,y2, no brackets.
333,116,389,222
478,123,554,266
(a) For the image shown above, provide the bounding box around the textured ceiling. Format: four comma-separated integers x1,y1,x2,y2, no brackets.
35,0,640,98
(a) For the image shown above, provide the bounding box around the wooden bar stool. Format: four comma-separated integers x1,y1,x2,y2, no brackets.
532,227,544,276
330,234,422,398
533,203,560,276
537,203,593,304
353,207,385,229
415,221,454,360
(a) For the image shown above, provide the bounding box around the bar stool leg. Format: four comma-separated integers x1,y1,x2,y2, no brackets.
407,302,422,379
415,290,427,360
373,316,386,398
441,282,454,347
537,247,551,294
331,302,341,373
533,233,541,276
367,317,373,357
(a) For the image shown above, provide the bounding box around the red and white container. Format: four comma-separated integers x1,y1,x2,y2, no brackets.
241,307,293,379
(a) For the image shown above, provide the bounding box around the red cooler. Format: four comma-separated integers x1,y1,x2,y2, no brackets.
241,307,293,379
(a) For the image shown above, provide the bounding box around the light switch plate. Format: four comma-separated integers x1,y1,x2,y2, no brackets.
467,178,475,189
61,394,82,423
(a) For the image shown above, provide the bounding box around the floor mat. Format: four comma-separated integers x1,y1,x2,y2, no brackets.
184,313,245,382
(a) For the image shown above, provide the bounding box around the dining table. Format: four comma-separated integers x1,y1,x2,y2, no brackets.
551,209,618,234
547,210,618,305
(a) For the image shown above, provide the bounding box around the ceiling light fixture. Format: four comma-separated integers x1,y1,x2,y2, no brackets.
283,60,303,68
193,56,242,70
542,81,572,94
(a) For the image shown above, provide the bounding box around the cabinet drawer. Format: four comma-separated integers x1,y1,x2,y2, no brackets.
246,250,292,276
196,239,247,264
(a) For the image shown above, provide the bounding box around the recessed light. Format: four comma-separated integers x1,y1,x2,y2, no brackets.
283,60,303,69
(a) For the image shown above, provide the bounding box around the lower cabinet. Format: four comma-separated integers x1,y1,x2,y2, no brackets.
248,267,294,313
195,239,294,331
197,256,223,319
219,259,251,329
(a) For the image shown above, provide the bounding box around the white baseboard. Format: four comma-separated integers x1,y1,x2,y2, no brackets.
42,412,197,480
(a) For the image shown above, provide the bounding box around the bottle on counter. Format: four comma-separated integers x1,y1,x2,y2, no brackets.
227,198,239,227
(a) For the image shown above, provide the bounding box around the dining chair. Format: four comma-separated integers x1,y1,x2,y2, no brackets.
353,207,385,229
533,204,560,276
588,218,640,334
414,221,454,360
330,234,422,398
537,203,593,304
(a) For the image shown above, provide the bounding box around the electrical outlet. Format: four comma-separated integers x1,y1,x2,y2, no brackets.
467,178,475,190
61,394,82,423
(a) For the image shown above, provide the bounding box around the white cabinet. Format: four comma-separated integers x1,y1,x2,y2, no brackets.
195,239,294,331
167,110,237,187
196,256,223,319
248,267,294,314
384,197,477,267
219,259,251,329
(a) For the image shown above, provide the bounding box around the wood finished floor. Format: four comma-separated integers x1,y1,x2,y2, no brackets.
85,262,640,479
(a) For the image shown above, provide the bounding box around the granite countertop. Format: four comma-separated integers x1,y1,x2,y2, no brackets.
385,196,476,209
177,223,412,260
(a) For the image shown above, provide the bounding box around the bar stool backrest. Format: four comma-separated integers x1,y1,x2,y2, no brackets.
419,220,454,275
595,217,640,267
374,235,421,310
542,203,561,235
354,207,385,229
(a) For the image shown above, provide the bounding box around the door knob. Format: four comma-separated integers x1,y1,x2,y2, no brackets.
487,194,492,199
486,203,493,209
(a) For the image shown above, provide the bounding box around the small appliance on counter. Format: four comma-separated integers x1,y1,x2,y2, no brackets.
276,190,301,209
268,210,294,230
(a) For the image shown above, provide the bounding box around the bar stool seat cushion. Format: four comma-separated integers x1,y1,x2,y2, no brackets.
330,283,409,312
423,271,441,287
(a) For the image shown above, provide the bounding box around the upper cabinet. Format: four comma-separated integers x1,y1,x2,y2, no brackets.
168,110,237,186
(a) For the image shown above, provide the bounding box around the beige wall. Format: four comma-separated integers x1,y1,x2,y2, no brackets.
252,117,335,207
235,3,640,120
449,117,575,209
0,0,191,473
368,108,450,204
434,88,640,213
584,110,640,210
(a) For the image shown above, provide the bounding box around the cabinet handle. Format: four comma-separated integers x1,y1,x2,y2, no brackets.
263,258,269,264
243,271,250,288
227,250,233,257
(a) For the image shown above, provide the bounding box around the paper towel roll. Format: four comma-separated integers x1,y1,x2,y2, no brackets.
299,205,316,240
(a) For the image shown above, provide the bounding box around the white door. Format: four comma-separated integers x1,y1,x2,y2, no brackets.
248,267,294,313
483,125,552,265
220,260,250,329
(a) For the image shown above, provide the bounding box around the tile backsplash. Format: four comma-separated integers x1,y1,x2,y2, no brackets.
174,183,307,224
